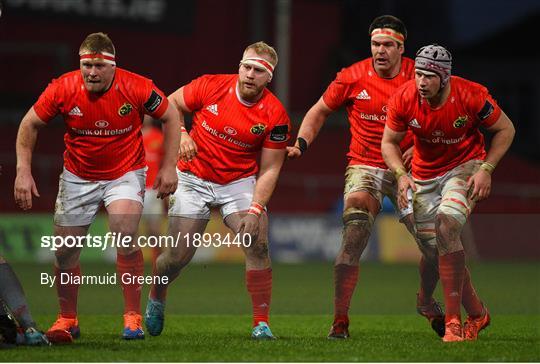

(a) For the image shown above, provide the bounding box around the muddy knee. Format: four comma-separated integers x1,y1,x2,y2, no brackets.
339,208,374,263
245,239,269,261
435,213,464,255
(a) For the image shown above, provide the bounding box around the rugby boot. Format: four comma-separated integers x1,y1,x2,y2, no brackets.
464,305,490,341
46,315,80,344
442,317,464,342
251,321,276,340
122,311,145,340
327,318,349,339
144,298,165,336
416,294,445,337
24,327,50,346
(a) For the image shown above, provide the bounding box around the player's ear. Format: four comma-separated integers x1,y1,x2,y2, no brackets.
399,43,405,55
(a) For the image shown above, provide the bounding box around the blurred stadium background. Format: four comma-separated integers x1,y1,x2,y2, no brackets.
0,0,538,264
0,1,539,361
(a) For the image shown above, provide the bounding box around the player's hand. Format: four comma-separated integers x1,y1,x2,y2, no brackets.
286,146,302,160
14,169,40,210
402,147,413,171
467,169,491,202
397,174,416,210
179,132,198,162
238,213,260,239
153,166,178,199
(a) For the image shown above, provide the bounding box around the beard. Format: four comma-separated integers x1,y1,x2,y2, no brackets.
238,80,266,101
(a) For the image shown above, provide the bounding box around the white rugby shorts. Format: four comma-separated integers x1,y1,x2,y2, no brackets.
413,159,482,228
344,164,413,220
54,167,145,226
168,170,255,220
143,187,164,219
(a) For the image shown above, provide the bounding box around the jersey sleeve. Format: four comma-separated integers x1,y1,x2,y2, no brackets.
471,88,502,128
182,75,215,112
386,89,409,132
33,80,61,123
141,81,169,119
263,107,291,149
322,70,355,110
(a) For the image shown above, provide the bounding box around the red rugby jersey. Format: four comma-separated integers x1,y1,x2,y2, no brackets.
33,68,169,181
180,74,290,184
386,76,502,180
143,127,164,188
322,57,415,168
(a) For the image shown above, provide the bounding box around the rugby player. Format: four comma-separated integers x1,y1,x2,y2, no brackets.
287,15,445,338
382,44,515,342
144,41,290,340
0,256,49,345
14,32,181,342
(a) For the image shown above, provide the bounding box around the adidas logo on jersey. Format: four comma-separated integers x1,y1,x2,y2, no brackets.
409,119,421,128
206,104,218,115
356,89,371,100
68,106,83,116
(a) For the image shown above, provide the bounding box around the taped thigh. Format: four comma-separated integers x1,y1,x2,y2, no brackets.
439,188,472,226
415,220,437,253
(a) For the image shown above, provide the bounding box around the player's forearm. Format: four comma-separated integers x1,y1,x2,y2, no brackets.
296,100,332,146
381,126,408,173
484,122,515,168
253,152,286,207
160,114,182,169
252,168,282,207
16,119,40,173
381,140,405,172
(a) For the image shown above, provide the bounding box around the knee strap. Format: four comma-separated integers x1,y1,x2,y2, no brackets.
342,207,374,228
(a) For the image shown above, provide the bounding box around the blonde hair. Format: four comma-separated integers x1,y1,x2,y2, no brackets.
79,32,115,55
243,41,278,68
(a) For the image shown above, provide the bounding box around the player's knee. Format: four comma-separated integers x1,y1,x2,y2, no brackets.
420,244,439,264
342,207,374,229
435,213,463,253
109,216,140,237
54,247,80,267
157,250,186,274
436,214,462,240
339,208,374,262
245,239,269,261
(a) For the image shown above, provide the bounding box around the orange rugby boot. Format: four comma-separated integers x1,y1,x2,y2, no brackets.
46,315,80,344
122,311,145,340
442,317,464,342
464,305,490,341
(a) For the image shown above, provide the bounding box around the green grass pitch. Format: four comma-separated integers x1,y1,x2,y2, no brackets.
2,262,539,361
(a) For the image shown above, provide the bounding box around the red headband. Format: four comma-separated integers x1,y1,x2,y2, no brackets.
79,52,116,65
240,57,275,79
370,28,405,44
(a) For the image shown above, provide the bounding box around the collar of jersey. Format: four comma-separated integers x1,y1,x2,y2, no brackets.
235,81,257,107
